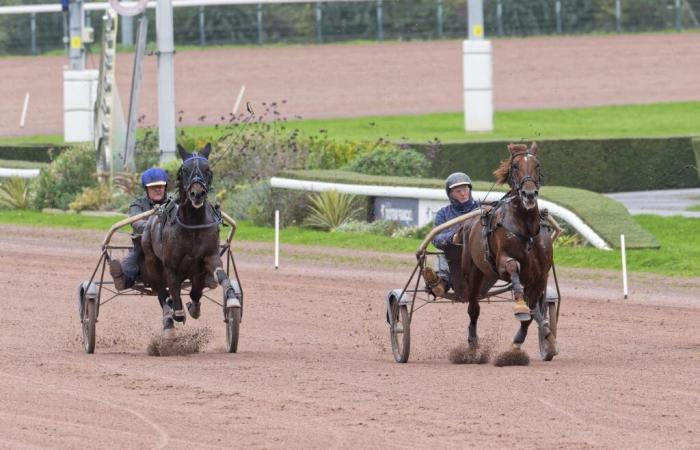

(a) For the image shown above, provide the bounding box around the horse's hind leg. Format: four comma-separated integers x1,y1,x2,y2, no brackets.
512,319,533,351
158,289,176,338
187,277,204,319
464,269,484,348
207,257,241,308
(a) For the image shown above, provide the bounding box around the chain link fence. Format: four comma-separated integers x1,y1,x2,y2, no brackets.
1,0,699,55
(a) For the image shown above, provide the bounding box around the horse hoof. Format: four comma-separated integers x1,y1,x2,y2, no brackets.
173,309,186,323
162,328,176,340
514,312,531,322
187,301,201,319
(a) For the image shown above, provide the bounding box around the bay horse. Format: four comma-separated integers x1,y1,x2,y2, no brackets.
141,143,240,337
459,142,557,355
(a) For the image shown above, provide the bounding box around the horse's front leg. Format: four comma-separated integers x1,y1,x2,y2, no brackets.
164,270,186,324
501,257,530,321
463,265,484,348
206,256,241,308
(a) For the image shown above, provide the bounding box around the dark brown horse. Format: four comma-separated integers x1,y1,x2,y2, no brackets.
459,142,557,355
141,143,240,337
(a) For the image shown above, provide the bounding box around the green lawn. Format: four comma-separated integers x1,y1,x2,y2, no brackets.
186,102,700,143
0,210,697,277
0,159,48,170
3,102,700,147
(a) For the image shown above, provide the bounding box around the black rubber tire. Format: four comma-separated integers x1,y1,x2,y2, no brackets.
390,303,411,363
538,301,557,361
226,307,241,353
82,298,96,354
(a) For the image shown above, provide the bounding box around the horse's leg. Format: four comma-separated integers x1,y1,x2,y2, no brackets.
511,318,533,351
205,256,241,307
502,257,530,321
464,267,484,348
158,288,176,337
187,276,204,319
164,270,186,323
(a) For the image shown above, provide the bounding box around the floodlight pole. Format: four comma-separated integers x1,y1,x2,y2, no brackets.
157,0,177,163
463,0,493,131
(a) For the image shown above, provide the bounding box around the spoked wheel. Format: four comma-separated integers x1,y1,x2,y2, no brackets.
538,300,558,361
226,307,241,353
82,298,97,354
390,301,411,363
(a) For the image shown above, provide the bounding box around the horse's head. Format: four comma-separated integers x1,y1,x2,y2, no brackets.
177,143,213,209
494,142,542,210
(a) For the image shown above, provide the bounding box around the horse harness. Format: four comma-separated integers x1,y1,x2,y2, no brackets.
480,197,544,276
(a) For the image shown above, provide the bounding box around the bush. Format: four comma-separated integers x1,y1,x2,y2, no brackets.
68,182,131,213
221,181,308,227
303,133,368,170
31,144,97,210
413,137,700,193
0,177,31,209
304,190,363,231
344,145,429,177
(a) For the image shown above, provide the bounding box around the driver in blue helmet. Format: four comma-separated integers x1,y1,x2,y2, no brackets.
423,172,480,297
110,167,169,291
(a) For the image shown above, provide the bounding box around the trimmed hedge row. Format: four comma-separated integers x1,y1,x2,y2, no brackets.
411,137,700,193
0,144,66,163
277,169,659,249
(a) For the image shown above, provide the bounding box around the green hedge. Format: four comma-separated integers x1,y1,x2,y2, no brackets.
411,137,700,193
0,144,66,163
277,169,659,249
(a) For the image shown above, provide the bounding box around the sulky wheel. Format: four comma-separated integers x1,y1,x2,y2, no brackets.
537,300,558,361
225,307,241,353
82,298,97,354
390,302,411,363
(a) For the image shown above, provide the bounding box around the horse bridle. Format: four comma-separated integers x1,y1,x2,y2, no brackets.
508,151,543,192
182,153,212,192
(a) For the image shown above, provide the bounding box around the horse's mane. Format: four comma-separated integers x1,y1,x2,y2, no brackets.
493,143,528,185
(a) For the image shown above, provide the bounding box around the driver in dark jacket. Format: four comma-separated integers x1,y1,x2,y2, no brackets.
109,167,169,291
423,172,480,297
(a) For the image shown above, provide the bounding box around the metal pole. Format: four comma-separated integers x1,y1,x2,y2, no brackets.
555,1,562,34
675,0,682,31
274,210,280,269
315,1,322,43
30,13,37,54
468,0,484,40
437,0,443,38
156,0,177,163
377,0,383,41
199,5,206,45
68,0,85,70
257,3,264,45
124,17,149,171
121,15,134,47
497,1,503,36
615,0,621,33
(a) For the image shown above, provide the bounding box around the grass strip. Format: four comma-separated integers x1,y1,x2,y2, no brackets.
3,102,700,147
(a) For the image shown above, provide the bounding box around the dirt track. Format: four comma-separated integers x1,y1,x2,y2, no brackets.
1,224,698,449
2,33,700,137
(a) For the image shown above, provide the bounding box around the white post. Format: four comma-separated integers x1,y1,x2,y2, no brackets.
463,0,493,132
274,210,280,269
20,93,30,128
620,234,628,299
232,85,246,115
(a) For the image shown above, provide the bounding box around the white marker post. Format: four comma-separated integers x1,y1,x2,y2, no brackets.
19,92,30,128
232,85,246,115
274,209,280,269
620,234,628,299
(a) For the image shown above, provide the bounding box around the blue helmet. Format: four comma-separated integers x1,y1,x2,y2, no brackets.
141,167,169,189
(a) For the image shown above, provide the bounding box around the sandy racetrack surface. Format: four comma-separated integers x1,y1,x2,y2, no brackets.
2,33,700,136
1,225,698,448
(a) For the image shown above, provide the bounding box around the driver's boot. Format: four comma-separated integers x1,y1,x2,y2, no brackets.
109,260,127,291
422,266,445,297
